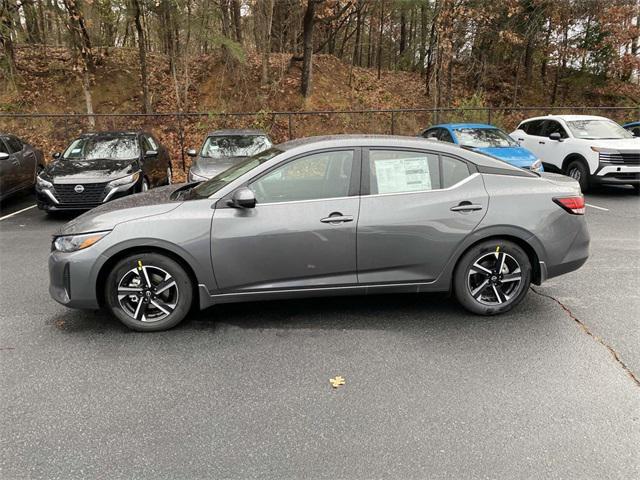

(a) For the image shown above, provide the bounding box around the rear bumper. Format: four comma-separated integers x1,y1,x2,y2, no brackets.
543,217,590,281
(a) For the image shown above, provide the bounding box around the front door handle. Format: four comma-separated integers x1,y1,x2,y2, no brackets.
320,213,354,224
450,202,483,212
538,141,546,144
517,138,524,141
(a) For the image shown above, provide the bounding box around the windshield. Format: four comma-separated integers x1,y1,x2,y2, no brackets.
566,120,633,140
201,135,272,159
187,147,283,199
454,128,518,147
63,136,140,160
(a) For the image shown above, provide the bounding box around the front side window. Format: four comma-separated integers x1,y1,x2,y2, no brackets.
250,150,354,204
201,135,272,159
565,119,633,140
422,129,440,140
369,150,440,194
62,136,140,160
543,121,568,138
7,137,23,153
454,128,517,147
187,147,283,200
0,138,10,154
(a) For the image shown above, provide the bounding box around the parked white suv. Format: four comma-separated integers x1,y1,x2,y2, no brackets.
511,115,640,192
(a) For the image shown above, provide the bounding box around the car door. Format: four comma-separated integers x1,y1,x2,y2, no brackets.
538,120,570,168
0,138,18,196
514,120,546,159
357,149,488,284
6,136,33,188
139,135,160,186
211,148,361,291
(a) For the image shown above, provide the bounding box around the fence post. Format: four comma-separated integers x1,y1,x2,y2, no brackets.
487,108,492,125
288,113,293,140
177,113,185,172
390,110,396,135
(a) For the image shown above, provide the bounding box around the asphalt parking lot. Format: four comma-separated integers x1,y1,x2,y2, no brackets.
1,188,638,479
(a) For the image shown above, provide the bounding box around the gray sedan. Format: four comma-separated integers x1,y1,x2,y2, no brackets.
49,135,590,331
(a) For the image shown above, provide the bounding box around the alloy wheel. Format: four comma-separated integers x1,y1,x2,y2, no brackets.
117,265,179,322
467,251,522,306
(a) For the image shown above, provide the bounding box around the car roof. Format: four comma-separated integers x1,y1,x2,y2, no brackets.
519,114,609,123
429,123,497,130
275,134,526,171
207,129,268,137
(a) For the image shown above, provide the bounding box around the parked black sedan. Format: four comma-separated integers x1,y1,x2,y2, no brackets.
187,129,272,181
0,133,44,202
36,131,172,212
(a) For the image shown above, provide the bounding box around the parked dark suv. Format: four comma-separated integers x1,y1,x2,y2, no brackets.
0,134,44,201
36,131,172,212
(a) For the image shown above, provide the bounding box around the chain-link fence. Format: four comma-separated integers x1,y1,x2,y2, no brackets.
1,106,638,181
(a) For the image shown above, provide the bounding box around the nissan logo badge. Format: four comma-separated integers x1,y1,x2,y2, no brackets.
74,184,85,193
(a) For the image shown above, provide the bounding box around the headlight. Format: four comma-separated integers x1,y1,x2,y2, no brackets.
188,169,208,182
53,231,110,253
107,172,140,188
530,159,543,173
36,176,53,189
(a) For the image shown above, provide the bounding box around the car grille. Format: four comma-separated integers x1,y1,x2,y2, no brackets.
599,152,640,165
52,182,108,207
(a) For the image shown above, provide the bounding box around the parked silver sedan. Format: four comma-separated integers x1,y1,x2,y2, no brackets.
49,135,590,331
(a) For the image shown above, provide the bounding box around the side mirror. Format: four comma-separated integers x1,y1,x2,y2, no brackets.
228,187,256,209
52,152,61,159
549,132,562,141
0,152,9,160
145,149,158,157
187,148,197,157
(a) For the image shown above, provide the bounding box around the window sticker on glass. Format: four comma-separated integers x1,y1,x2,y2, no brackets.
375,157,432,193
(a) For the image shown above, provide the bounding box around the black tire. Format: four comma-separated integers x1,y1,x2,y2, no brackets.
454,239,531,316
105,253,193,332
632,184,640,196
566,159,590,193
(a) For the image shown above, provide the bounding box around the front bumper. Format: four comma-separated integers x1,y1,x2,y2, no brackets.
49,248,102,309
593,165,640,185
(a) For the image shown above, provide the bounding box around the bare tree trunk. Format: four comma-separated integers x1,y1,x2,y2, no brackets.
377,0,384,79
131,0,151,113
255,0,274,85
231,0,242,43
301,0,318,97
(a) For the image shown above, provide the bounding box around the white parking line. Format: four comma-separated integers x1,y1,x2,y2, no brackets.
0,204,37,221
585,203,609,212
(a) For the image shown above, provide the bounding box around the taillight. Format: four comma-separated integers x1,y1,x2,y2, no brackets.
553,196,585,215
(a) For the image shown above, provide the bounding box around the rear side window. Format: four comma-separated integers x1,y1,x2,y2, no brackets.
0,139,10,154
369,150,440,194
441,156,471,188
422,129,440,139
522,120,545,136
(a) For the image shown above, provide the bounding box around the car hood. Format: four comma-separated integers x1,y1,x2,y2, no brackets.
57,184,185,236
192,156,247,178
43,158,138,183
471,146,537,167
587,138,640,151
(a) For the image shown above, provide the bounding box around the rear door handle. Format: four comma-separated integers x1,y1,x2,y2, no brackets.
538,141,546,144
517,138,524,141
320,214,354,224
450,203,483,212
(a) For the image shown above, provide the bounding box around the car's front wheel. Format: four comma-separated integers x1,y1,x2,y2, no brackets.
454,240,531,315
566,160,590,192
105,253,193,331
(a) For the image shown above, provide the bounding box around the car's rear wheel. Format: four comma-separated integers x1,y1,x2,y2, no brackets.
454,240,531,315
566,160,590,192
105,253,193,331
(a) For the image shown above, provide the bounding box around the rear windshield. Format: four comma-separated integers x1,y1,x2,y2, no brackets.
454,128,518,148
63,136,140,160
201,135,272,159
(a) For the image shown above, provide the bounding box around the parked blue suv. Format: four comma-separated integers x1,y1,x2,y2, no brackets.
420,123,543,172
